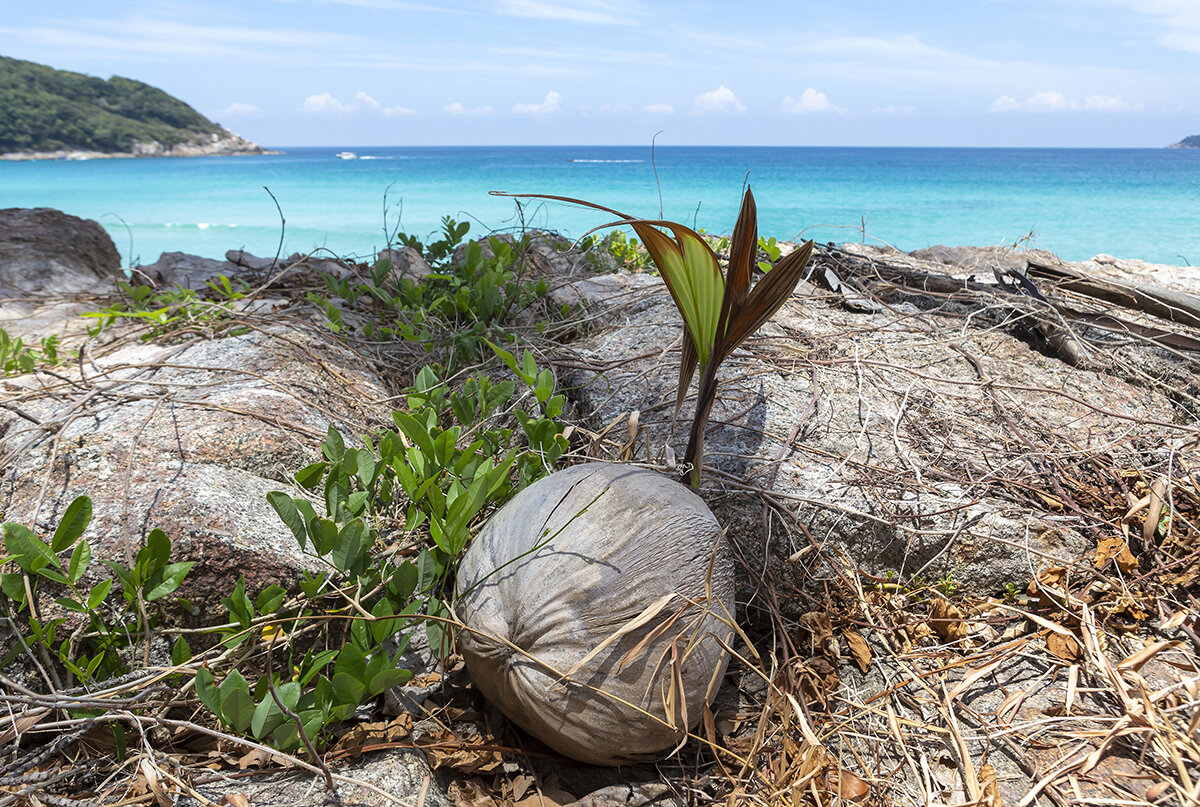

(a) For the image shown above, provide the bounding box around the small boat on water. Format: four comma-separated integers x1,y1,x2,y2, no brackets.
335,151,358,160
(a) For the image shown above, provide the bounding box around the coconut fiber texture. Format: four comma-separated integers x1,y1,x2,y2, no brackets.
455,463,735,766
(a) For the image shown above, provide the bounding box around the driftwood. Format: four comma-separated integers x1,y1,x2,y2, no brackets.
1027,259,1200,329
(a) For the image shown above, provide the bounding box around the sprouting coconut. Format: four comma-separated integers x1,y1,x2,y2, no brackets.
456,187,814,764
455,463,734,765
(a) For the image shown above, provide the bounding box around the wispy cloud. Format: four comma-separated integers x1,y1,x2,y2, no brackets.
301,91,415,116
643,102,675,114
872,104,915,115
496,0,635,25
512,91,562,115
444,102,497,115
692,85,745,115
989,90,1140,113
1103,0,1200,55
780,88,843,114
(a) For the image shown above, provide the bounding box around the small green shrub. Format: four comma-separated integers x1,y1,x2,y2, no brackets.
0,496,193,684
1,327,64,376
84,276,248,339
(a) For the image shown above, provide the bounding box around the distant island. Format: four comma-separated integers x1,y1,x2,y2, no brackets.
0,55,276,160
1167,135,1200,149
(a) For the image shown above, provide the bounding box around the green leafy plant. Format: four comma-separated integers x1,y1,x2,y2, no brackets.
757,235,782,273
192,357,568,754
84,276,248,339
396,215,471,267
1,327,63,376
0,496,193,684
310,230,548,369
493,187,814,486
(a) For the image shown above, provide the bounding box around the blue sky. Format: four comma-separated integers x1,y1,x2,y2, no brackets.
3,0,1199,147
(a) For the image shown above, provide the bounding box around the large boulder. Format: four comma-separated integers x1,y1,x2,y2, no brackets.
0,208,123,297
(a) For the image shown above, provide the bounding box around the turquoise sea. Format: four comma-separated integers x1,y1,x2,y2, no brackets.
2,146,1198,268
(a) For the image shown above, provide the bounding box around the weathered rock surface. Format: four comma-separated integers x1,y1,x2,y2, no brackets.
377,246,433,281
0,207,123,297
540,241,1198,602
0,317,394,610
137,251,244,289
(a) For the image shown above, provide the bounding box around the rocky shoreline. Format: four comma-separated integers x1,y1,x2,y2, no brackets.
2,207,1199,806
0,128,281,161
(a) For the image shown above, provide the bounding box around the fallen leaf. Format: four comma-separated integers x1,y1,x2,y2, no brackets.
510,774,535,802
930,598,968,642
417,728,504,775
979,763,1002,807
139,759,174,807
1046,632,1082,662
331,715,413,760
220,796,251,807
798,611,837,659
843,630,872,672
1094,535,1138,574
825,768,870,802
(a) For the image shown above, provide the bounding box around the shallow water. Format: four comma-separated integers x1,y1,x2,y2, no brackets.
2,145,1198,268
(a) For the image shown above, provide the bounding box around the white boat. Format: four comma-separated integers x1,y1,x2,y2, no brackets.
335,151,358,160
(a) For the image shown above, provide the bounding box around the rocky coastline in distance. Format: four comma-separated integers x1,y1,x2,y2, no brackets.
1167,134,1200,148
0,128,280,161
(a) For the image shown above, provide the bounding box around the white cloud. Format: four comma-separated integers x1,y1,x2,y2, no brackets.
301,91,415,116
512,91,562,116
1027,90,1073,111
1083,94,1137,112
989,91,1141,113
780,88,843,114
643,102,675,114
989,95,1022,112
212,103,263,119
497,0,633,25
692,85,745,115
355,91,415,116
444,102,497,116
301,92,355,115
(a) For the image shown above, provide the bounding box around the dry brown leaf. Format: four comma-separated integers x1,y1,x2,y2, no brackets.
220,796,251,807
510,774,535,802
798,611,837,659
1094,535,1138,573
825,768,870,802
930,598,968,642
418,728,504,775
1046,632,1082,662
979,763,1002,807
452,778,499,807
331,715,413,760
843,630,872,672
139,759,174,807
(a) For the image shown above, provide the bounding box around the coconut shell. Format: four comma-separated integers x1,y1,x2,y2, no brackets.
455,463,735,766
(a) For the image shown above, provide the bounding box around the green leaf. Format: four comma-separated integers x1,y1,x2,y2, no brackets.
171,636,192,665
331,672,366,706
137,529,171,578
67,539,91,584
332,520,368,576
86,578,113,610
255,584,286,615
221,576,254,628
34,567,69,585
144,561,192,601
3,522,55,574
0,572,26,605
267,492,308,550
294,461,328,490
55,597,87,613
219,669,254,732
369,667,413,696
311,518,339,556
195,667,220,715
321,424,346,462
51,496,92,552
389,561,418,601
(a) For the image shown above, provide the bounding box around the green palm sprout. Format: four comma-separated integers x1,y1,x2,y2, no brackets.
492,188,814,487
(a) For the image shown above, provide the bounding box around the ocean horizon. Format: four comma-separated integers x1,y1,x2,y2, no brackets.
2,145,1198,269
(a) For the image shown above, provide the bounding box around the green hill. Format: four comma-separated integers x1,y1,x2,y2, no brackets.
0,55,228,154
1169,135,1200,149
